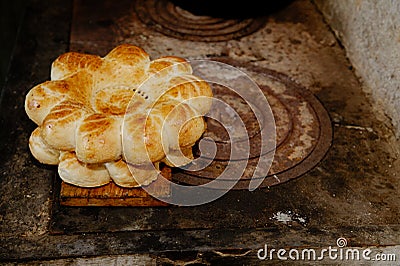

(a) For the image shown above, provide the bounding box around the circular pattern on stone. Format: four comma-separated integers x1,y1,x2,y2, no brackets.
173,58,332,189
197,83,290,161
134,0,267,42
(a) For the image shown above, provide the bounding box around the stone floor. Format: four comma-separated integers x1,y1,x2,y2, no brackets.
0,0,399,264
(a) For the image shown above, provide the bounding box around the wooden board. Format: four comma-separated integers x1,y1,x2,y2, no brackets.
60,166,171,207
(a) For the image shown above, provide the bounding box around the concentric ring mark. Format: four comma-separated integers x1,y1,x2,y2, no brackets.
134,0,267,42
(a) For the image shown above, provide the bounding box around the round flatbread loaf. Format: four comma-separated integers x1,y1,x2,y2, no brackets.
25,44,212,187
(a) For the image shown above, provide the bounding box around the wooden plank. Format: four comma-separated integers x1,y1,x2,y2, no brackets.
60,166,171,207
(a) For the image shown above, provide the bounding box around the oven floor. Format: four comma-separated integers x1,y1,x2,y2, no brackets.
1,0,399,264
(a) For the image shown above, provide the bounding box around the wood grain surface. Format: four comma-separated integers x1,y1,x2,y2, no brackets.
60,166,171,207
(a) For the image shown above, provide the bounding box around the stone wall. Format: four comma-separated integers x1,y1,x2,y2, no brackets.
314,0,400,137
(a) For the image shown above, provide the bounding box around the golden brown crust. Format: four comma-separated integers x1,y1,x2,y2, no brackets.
161,75,213,115
105,159,140,188
162,146,194,167
25,81,68,125
51,52,102,80
149,56,192,76
26,44,213,188
29,127,60,165
126,162,160,187
58,151,111,187
105,160,160,187
25,71,94,125
41,101,89,150
149,99,206,149
122,113,165,164
105,44,150,67
76,114,122,163
92,87,136,115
